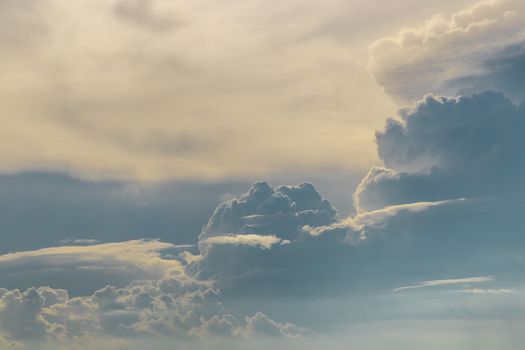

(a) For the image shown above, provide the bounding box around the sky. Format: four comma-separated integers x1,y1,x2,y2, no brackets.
1,0,525,349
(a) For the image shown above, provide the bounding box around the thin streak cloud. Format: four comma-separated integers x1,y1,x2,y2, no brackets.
393,276,495,292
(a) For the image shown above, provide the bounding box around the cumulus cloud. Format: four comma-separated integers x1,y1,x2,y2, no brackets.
0,262,306,346
5,88,519,343
189,182,361,296
200,182,338,242
235,312,310,339
4,0,525,348
356,92,525,211
369,0,525,103
188,88,525,298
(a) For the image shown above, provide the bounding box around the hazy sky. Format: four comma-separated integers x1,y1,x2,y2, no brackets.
1,0,525,349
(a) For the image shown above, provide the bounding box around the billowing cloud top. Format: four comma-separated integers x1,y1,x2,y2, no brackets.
200,181,338,242
369,0,525,103
356,92,525,211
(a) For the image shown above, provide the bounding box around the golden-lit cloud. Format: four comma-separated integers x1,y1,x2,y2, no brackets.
0,0,402,181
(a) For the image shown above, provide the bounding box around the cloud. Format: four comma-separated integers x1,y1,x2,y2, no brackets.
0,240,182,295
0,172,255,255
188,92,525,296
57,238,100,246
393,276,494,292
369,0,525,103
201,235,289,251
200,182,339,242
0,262,306,346
3,0,525,348
3,90,525,343
356,92,525,211
189,182,361,296
234,312,310,339
352,199,463,226
454,288,516,294
0,0,392,181
114,0,180,32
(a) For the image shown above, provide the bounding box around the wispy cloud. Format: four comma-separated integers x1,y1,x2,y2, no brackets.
202,234,289,250
393,276,494,292
354,198,465,226
453,288,516,294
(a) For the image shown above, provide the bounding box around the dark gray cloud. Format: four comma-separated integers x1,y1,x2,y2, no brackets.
186,90,525,303
191,182,356,297
200,181,338,242
0,172,252,254
0,170,362,256
356,92,525,211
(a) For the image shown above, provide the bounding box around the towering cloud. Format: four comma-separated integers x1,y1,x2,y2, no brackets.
356,92,525,211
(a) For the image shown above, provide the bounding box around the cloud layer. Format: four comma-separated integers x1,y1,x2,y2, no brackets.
0,0,398,181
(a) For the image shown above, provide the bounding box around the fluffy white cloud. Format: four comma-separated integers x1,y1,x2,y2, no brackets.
369,0,525,103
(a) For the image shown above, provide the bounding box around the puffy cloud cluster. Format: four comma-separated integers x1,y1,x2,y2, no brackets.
191,312,309,339
0,258,307,347
191,182,357,296
369,0,525,103
200,181,338,242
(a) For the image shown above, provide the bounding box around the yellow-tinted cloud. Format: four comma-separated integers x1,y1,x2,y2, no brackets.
0,0,398,181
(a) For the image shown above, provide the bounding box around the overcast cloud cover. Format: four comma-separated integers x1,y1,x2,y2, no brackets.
1,0,525,349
